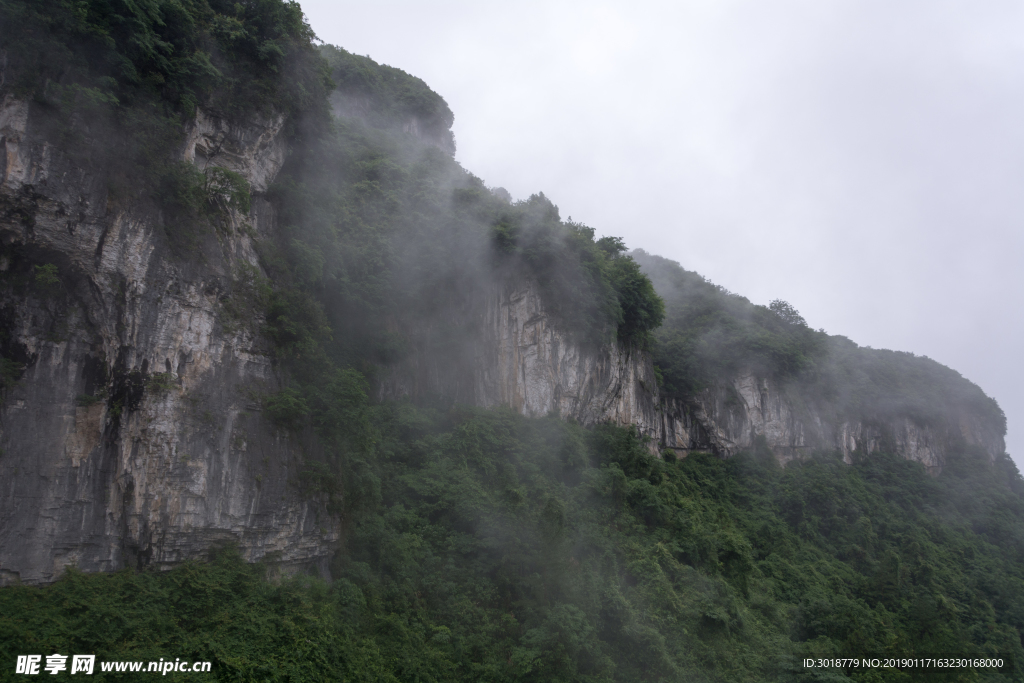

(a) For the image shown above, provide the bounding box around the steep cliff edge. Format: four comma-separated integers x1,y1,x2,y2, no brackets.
377,275,660,435
374,269,1005,471
0,97,336,585
633,249,1007,470
655,374,1005,470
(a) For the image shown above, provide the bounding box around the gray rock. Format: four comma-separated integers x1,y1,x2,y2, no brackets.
0,98,335,585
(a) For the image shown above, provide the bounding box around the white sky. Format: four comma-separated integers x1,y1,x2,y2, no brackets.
300,0,1024,466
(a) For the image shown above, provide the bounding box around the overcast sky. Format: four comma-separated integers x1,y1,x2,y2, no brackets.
300,0,1024,466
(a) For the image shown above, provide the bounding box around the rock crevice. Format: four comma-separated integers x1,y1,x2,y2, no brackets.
0,99,335,585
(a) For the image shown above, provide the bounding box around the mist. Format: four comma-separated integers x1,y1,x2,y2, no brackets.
4,0,1024,675
300,0,1024,467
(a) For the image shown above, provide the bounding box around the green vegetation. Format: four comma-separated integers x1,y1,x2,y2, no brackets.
3,409,1023,681
0,0,330,244
2,3,1021,682
632,250,1004,434
631,249,828,396
243,48,664,465
75,393,104,407
320,44,455,149
266,92,663,376
146,372,177,394
0,0,328,119
0,357,24,395
159,162,254,248
32,264,60,289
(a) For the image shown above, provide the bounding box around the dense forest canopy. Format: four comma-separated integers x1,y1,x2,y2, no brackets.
3,411,1023,681
1,1,1021,681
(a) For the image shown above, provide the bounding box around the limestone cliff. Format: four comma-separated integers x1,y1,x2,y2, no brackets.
655,373,1006,471
377,276,661,434
375,271,1004,471
0,97,336,585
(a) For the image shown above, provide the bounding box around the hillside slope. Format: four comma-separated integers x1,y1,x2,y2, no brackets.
0,1,664,583
1,1,1023,680
633,250,1006,470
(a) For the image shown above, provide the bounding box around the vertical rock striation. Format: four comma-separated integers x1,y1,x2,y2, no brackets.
378,274,1005,470
655,374,1006,470
476,279,659,430
376,276,662,435
0,98,336,585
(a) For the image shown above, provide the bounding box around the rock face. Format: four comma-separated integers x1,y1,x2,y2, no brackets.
377,277,1005,471
0,98,336,586
378,276,661,434
183,108,287,192
655,374,1006,471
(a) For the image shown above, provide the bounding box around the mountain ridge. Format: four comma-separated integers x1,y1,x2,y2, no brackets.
0,21,1008,583
1,3,1023,681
